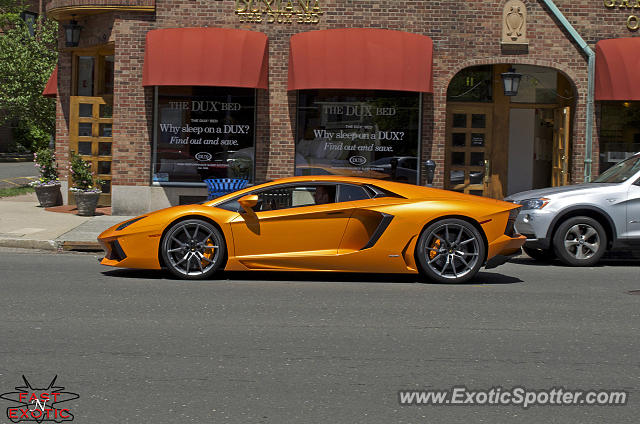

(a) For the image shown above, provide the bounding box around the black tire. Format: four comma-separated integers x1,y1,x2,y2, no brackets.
416,218,486,284
522,245,555,262
161,218,226,279
552,216,607,266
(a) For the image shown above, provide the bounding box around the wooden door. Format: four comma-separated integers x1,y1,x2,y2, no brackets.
552,106,570,186
69,46,114,206
445,105,493,196
69,96,113,206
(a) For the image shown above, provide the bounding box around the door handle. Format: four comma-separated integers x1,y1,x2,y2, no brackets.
326,211,345,215
484,159,490,184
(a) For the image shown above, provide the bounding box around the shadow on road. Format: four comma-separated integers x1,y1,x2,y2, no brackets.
101,269,168,279
510,255,640,268
101,268,523,285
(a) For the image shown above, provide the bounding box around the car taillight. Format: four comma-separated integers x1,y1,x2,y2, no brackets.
504,208,520,237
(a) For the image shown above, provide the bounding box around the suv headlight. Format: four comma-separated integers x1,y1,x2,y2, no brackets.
519,198,549,210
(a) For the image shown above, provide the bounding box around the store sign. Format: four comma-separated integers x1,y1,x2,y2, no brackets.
295,90,420,184
604,0,640,30
235,0,323,24
154,87,255,184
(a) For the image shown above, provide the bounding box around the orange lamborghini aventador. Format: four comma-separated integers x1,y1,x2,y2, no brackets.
98,176,525,283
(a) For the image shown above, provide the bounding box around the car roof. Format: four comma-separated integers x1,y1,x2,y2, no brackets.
243,175,436,199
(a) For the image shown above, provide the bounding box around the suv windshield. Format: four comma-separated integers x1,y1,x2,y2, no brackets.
592,154,640,183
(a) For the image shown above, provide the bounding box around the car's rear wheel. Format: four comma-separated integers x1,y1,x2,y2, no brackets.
161,218,226,279
552,216,607,266
522,245,555,262
416,218,485,284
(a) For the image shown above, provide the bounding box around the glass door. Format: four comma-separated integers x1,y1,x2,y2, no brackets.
445,105,493,196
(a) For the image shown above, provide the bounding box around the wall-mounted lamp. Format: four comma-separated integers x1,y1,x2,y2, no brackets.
64,15,82,47
501,67,522,96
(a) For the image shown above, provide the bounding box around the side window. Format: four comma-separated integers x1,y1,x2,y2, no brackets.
311,185,336,205
253,184,337,212
215,199,241,212
337,184,370,202
256,187,293,211
363,184,405,199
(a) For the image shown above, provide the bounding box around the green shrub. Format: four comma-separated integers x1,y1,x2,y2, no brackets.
31,147,59,186
69,152,103,192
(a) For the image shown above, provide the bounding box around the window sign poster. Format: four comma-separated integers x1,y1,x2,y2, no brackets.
154,86,256,183
296,90,420,184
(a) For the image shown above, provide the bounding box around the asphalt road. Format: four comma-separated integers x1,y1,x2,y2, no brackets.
0,249,638,423
0,162,37,189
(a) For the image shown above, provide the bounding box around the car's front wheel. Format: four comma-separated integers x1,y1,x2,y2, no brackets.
416,218,486,284
161,218,226,279
552,216,607,266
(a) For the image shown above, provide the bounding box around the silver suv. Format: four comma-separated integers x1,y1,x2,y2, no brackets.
506,153,640,266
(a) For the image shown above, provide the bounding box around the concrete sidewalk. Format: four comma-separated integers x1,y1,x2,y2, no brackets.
0,192,134,251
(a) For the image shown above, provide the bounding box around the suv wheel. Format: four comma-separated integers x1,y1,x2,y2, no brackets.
552,216,607,266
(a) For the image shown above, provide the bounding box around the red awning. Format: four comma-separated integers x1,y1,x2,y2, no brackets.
142,28,268,89
42,66,57,98
288,28,433,92
596,38,640,101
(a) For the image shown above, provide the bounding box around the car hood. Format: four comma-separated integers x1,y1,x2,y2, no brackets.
506,183,621,202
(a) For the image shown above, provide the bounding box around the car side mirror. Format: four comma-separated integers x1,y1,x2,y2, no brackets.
238,194,258,214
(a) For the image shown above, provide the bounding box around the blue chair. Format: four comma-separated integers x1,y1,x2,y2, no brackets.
204,178,249,200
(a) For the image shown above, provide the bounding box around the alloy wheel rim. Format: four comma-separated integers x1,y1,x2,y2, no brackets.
166,223,219,276
563,224,599,260
425,223,480,279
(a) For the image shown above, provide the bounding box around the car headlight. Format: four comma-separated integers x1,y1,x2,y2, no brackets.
519,198,549,210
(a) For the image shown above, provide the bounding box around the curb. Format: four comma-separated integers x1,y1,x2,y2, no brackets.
61,241,102,251
0,238,60,251
0,238,103,252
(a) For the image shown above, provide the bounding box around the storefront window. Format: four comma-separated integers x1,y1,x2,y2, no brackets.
599,102,640,174
153,86,256,184
296,90,420,184
447,66,493,103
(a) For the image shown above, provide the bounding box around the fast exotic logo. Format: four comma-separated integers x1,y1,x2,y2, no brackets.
0,376,79,423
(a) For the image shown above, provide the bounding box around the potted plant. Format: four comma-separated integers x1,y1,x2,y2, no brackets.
30,148,62,207
69,152,103,216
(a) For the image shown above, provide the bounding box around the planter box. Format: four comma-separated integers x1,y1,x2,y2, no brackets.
34,184,62,207
74,191,101,216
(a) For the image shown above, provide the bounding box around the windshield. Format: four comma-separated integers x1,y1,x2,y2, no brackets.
592,154,640,183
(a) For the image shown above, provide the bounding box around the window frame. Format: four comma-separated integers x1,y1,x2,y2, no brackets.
213,181,388,213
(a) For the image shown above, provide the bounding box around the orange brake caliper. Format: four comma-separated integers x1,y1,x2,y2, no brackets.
429,239,441,259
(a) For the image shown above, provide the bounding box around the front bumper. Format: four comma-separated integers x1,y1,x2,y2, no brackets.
514,209,556,249
98,225,163,270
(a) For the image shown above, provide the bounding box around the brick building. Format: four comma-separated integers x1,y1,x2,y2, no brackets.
44,0,640,214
